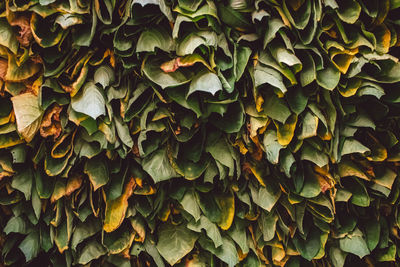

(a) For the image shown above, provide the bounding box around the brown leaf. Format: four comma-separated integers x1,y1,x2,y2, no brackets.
30,54,43,65
249,135,263,161
9,15,33,47
0,59,7,81
65,174,83,196
160,57,198,73
160,58,179,73
132,140,140,157
315,173,332,193
313,165,334,193
286,0,305,11
40,104,63,140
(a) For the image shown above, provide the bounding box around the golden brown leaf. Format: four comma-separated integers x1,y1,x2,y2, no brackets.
40,104,63,140
65,174,83,197
0,59,7,81
103,178,136,232
9,15,33,47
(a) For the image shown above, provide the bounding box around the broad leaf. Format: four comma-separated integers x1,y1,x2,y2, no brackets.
156,223,199,265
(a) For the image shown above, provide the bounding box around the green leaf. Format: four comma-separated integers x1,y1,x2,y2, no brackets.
206,137,237,177
259,211,279,241
54,220,69,253
365,219,380,251
115,116,134,147
4,216,29,235
336,0,361,24
103,225,135,254
44,153,71,176
348,178,370,207
71,218,100,247
187,215,223,248
143,58,192,89
282,0,312,30
34,170,53,199
299,172,321,198
198,236,239,267
391,0,400,9
254,64,287,94
218,4,251,29
32,185,41,220
261,92,291,123
293,228,322,261
269,41,302,71
234,45,252,81
180,188,202,221
137,28,174,52
71,82,106,119
77,240,107,265
176,31,217,56
84,155,109,191
0,18,19,54
94,65,115,88
316,64,340,90
375,243,397,262
263,130,284,165
227,220,249,254
72,4,97,46
339,228,370,258
341,138,370,156
18,231,40,262
133,0,173,21
143,238,166,267
264,17,285,47
178,0,203,11
258,50,297,85
156,223,199,265
0,131,23,149
210,102,245,134
142,147,180,183
299,111,318,139
249,182,281,212
31,13,63,47
301,143,329,168
197,192,222,223
11,168,33,200
299,51,316,86
187,71,222,98
374,168,397,189
329,246,347,267
94,0,114,24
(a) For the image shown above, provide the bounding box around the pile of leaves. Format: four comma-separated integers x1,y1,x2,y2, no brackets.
2,0,400,266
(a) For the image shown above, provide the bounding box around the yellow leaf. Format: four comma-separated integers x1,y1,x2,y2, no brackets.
275,114,298,146
216,191,235,230
246,161,266,187
374,23,391,54
233,139,248,155
338,78,362,97
255,94,264,112
103,178,136,232
158,203,171,222
330,47,358,74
